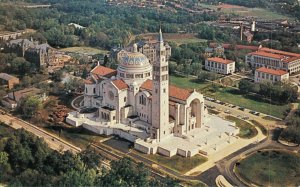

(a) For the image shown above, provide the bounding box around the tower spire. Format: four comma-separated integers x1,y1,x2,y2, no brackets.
159,27,163,43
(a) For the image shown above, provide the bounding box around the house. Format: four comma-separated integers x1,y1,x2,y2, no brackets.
0,73,19,89
2,88,47,109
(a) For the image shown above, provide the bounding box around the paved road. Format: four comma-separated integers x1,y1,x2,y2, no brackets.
215,135,300,186
0,111,81,154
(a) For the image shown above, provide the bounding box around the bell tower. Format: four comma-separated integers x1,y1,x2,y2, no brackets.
151,28,170,142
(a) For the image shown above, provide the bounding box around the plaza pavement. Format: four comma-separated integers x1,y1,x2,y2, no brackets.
185,122,266,175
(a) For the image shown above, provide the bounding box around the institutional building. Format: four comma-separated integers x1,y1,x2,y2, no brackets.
4,39,56,69
67,30,239,157
254,67,289,83
246,47,300,74
111,39,171,64
205,57,235,75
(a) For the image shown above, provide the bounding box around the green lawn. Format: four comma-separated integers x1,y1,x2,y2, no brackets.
250,120,268,136
59,47,109,55
170,75,210,91
206,87,290,119
170,75,290,119
236,150,300,186
225,116,258,139
135,151,207,174
44,125,106,149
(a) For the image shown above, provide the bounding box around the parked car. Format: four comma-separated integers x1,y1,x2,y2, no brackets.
238,107,245,111
225,110,231,114
242,116,249,120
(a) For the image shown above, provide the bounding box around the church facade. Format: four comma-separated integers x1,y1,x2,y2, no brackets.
67,30,208,157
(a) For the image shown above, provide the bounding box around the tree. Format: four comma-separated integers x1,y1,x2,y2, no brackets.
103,55,109,66
17,96,42,118
52,70,64,82
190,63,203,76
239,79,255,93
0,152,11,180
59,168,97,187
81,68,88,79
79,148,103,169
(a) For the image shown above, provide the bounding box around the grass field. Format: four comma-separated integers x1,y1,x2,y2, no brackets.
44,125,106,149
198,3,291,20
225,116,258,139
59,47,109,55
138,33,207,45
236,150,300,186
170,75,290,119
135,151,208,174
209,88,290,119
170,75,210,91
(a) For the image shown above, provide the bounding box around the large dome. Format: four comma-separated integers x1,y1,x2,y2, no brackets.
120,52,150,68
117,46,152,86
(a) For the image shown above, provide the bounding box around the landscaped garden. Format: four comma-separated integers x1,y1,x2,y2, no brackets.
225,116,258,139
236,150,300,186
170,74,291,119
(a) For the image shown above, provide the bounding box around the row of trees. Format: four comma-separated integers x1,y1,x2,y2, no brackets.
0,0,220,49
239,79,298,104
0,125,178,186
280,108,300,144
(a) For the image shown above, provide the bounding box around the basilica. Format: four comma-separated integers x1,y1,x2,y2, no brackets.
67,30,238,157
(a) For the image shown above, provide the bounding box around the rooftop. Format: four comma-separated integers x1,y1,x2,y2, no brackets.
207,57,234,64
256,67,288,76
112,79,129,90
250,51,285,60
0,73,19,81
140,79,193,101
259,47,300,58
91,65,117,78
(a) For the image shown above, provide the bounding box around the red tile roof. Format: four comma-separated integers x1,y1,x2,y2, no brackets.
84,78,94,84
91,66,117,78
112,79,128,90
140,80,193,101
282,56,300,63
209,43,259,51
260,47,300,58
256,67,288,76
207,57,234,64
249,51,285,60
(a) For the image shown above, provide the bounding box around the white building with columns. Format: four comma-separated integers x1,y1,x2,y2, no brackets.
67,30,239,157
